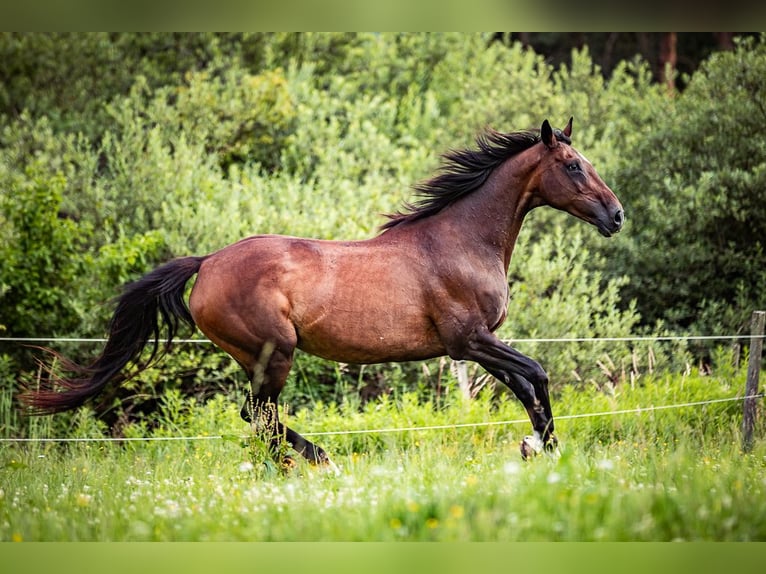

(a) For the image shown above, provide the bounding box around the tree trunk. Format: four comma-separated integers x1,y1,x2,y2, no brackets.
713,32,734,50
659,32,677,92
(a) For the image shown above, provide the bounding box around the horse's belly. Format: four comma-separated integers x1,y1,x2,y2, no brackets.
295,308,445,364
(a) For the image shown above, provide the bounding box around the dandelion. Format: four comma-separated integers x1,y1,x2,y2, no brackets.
76,493,93,507
389,518,402,529
238,461,255,473
406,500,420,513
425,518,439,529
12,533,22,542
449,505,464,519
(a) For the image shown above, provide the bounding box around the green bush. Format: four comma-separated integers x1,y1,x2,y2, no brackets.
607,34,766,339
0,162,87,337
0,33,273,138
498,226,686,392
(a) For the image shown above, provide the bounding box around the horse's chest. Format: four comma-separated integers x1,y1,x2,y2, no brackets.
482,283,510,331
441,264,509,331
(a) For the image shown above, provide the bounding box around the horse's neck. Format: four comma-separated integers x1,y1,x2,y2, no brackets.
428,156,536,272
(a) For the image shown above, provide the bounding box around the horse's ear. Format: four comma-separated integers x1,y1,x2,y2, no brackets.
541,119,557,149
563,116,573,138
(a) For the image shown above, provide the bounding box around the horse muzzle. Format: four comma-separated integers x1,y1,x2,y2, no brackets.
597,208,624,237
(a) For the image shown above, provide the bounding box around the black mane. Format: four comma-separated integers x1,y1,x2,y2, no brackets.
381,128,546,230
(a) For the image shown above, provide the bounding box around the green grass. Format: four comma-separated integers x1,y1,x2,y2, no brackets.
1,371,765,541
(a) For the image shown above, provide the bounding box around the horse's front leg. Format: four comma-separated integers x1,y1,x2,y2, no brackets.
484,367,559,459
456,328,558,458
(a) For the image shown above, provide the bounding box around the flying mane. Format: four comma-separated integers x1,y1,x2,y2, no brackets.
381,127,571,231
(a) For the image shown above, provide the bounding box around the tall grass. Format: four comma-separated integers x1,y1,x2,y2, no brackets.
1,369,764,541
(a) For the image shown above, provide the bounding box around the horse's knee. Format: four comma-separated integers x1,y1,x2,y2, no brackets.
527,361,548,388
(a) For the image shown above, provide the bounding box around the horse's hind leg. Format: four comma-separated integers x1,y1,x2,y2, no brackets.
189,275,335,469
239,343,336,469
241,390,335,468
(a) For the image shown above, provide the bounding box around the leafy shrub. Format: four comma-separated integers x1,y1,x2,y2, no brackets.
0,33,273,138
0,161,88,337
452,225,691,398
607,34,766,339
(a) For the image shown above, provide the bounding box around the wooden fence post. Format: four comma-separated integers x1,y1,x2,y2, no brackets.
742,310,765,452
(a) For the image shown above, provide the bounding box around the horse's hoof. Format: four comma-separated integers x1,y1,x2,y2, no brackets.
320,458,341,475
520,434,544,460
545,434,561,459
520,433,561,460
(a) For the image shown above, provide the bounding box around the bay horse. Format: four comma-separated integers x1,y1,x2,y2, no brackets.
22,118,623,465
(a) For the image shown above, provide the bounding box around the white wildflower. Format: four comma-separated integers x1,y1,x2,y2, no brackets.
596,458,614,471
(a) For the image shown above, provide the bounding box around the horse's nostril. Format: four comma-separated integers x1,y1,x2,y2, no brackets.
614,209,625,227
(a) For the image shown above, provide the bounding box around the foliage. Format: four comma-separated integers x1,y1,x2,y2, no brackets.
510,33,753,88
0,33,273,138
0,161,87,337
607,34,766,339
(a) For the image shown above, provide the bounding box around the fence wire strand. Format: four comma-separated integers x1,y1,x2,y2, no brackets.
1,394,762,444
1,333,762,444
1,334,765,345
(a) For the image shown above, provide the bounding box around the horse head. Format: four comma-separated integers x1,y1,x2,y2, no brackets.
534,117,624,238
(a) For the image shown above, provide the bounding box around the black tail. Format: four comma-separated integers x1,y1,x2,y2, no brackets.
21,256,205,414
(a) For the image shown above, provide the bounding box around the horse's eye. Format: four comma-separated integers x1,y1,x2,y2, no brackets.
567,162,581,173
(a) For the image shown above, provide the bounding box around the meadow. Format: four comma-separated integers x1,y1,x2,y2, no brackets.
2,367,764,541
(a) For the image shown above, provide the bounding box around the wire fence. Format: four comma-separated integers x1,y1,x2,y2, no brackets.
1,332,763,445
1,394,762,444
